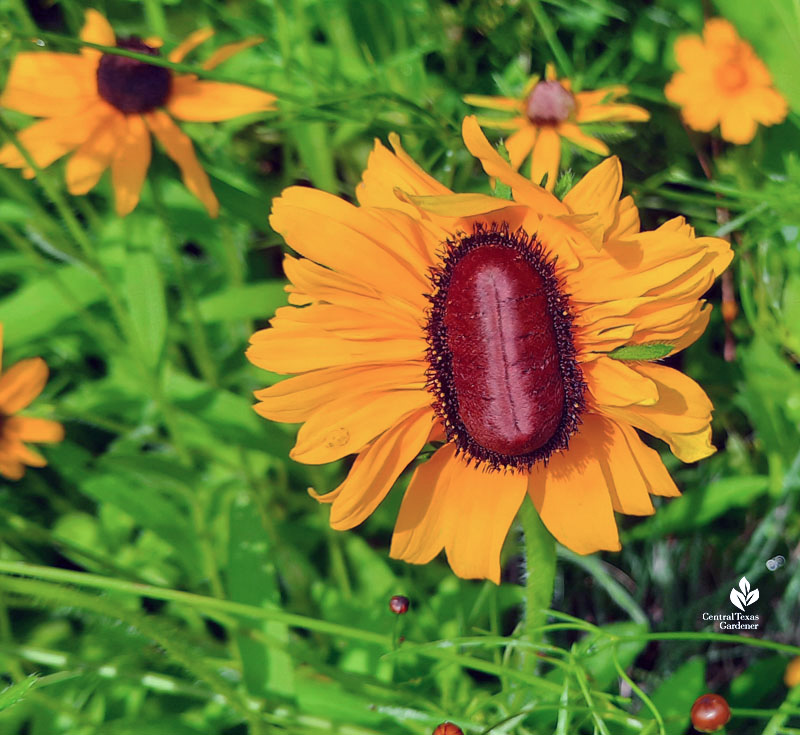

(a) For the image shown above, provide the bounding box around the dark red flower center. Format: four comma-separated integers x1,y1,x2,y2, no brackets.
525,80,575,125
96,38,172,114
425,224,585,471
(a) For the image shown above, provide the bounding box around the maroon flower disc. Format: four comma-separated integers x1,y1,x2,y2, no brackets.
690,694,731,733
525,80,576,125
425,223,585,470
389,595,410,614
97,38,172,114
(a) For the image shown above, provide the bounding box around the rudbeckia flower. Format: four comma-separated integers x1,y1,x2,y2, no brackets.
665,18,787,144
0,10,277,216
0,324,64,480
246,116,732,583
464,64,649,191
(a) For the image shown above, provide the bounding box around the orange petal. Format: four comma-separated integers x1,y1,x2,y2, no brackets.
505,125,537,169
461,116,566,215
0,104,106,169
80,9,116,61
0,454,25,480
290,389,432,465
144,110,219,217
527,415,621,554
329,407,435,529
390,443,458,564
65,111,124,195
253,362,427,423
202,37,264,70
557,122,610,156
563,157,622,234
718,107,758,145
4,416,64,443
583,356,659,408
606,195,640,241
168,28,215,63
529,126,561,191
167,76,276,122
0,52,97,117
577,102,650,124
443,461,528,583
111,114,151,216
595,416,655,515
602,363,715,463
0,358,48,413
617,421,680,498
356,134,452,216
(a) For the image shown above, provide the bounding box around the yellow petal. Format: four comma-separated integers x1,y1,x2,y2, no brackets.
529,126,561,191
329,407,435,529
80,9,116,61
168,28,215,63
0,358,48,414
557,122,610,156
576,102,650,124
167,76,276,122
66,110,124,195
4,416,64,443
563,157,623,234
144,110,219,217
111,114,151,216
718,107,759,144
290,389,432,464
583,356,659,408
463,94,523,112
527,415,621,554
617,421,680,497
505,125,537,169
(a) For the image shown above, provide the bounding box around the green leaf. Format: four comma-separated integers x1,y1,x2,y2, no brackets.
124,249,168,369
608,343,673,361
574,622,648,691
227,491,296,699
650,658,705,735
0,676,37,713
626,476,770,541
192,282,288,323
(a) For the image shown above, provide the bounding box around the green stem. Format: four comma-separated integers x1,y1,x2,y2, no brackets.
519,497,556,655
525,0,574,77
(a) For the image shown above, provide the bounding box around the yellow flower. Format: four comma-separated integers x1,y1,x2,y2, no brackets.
0,324,64,481
786,657,800,688
464,64,649,191
0,10,277,216
246,116,732,583
664,18,787,144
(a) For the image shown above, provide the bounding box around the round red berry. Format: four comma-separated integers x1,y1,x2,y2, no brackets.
432,723,463,735
690,694,731,732
389,595,409,614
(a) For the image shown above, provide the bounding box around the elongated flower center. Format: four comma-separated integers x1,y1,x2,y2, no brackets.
425,224,585,470
715,62,748,93
96,38,172,114
525,80,575,125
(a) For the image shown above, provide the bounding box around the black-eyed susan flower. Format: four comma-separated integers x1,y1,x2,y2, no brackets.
0,324,64,480
0,10,276,216
665,18,787,144
246,116,732,583
465,64,649,191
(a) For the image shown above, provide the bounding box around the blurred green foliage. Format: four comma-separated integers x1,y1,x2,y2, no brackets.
0,0,800,733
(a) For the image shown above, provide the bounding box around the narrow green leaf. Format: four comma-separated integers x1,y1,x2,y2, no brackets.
609,343,673,361
192,282,288,322
0,676,38,713
650,658,705,735
124,249,168,369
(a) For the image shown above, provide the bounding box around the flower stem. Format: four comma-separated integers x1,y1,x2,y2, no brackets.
519,497,556,664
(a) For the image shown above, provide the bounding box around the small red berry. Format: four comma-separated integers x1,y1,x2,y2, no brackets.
690,694,731,732
432,723,463,735
389,595,410,614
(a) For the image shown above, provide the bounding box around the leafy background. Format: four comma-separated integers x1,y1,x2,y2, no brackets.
1,0,800,733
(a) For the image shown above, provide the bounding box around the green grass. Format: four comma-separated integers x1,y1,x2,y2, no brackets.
1,0,800,733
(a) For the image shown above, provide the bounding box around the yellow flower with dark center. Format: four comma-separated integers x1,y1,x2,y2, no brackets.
665,18,787,144
246,116,732,583
464,64,650,191
0,324,64,481
0,10,277,216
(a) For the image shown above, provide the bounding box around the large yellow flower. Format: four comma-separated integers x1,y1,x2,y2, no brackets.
465,65,649,191
665,18,787,144
0,324,64,481
0,10,276,216
247,117,732,583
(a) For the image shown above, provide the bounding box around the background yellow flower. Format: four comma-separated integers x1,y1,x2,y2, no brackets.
665,18,787,144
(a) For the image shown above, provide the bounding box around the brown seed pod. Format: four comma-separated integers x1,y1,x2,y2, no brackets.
690,693,731,732
432,723,463,735
389,595,410,614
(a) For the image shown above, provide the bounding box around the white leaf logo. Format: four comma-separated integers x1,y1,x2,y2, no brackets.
730,577,759,610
